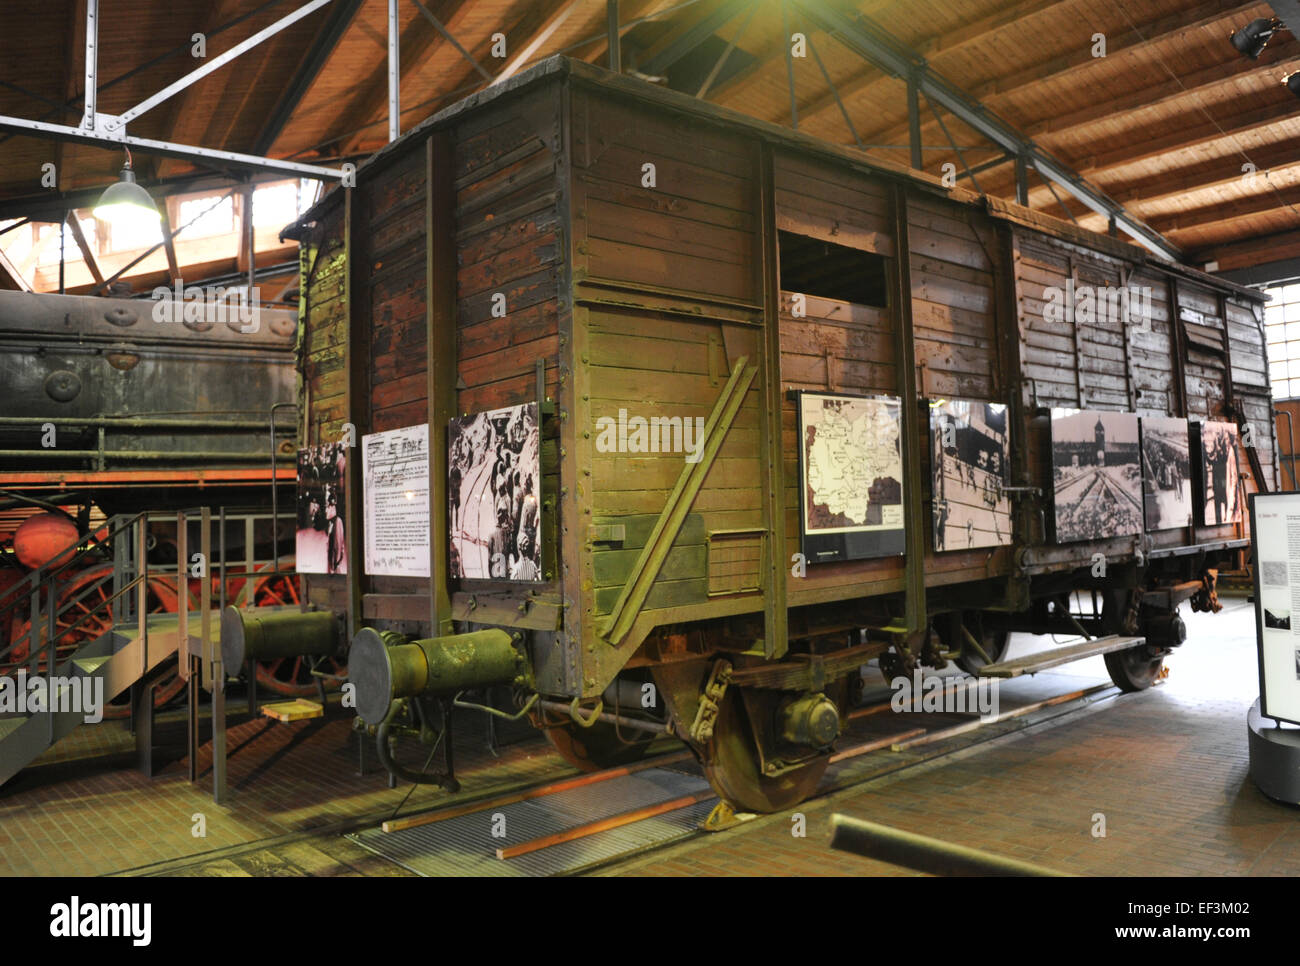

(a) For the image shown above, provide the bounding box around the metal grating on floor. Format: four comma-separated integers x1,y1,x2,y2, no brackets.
348,766,715,876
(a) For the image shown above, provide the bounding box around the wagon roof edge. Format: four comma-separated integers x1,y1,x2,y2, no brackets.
281,56,1265,304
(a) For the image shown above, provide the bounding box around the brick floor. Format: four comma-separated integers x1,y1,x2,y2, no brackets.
3,598,1296,877
0,693,565,876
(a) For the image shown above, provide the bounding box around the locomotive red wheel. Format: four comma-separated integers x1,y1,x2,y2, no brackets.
10,564,180,662
703,688,827,814
103,664,187,719
1103,645,1165,693
239,560,347,697
541,719,656,772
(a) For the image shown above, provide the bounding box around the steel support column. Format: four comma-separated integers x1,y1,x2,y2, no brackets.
426,132,457,635
81,0,98,130
758,145,788,659
889,184,925,635
782,0,798,130
388,0,400,143
607,0,621,73
907,74,922,171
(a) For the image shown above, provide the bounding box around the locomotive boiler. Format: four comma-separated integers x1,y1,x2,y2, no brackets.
0,288,317,703
264,57,1273,812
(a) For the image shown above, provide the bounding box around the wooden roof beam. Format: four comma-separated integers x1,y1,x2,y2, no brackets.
1193,228,1300,272
1110,142,1300,207
582,0,693,68
790,0,1073,129
634,0,747,75
862,0,1266,152
254,0,365,155
1148,185,1300,234
0,245,32,291
493,0,588,86
1022,42,1300,139
157,200,182,284
155,0,248,180
977,94,1300,206
334,0,451,154
63,210,104,286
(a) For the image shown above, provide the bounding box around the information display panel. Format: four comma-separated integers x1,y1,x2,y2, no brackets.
1248,491,1300,726
361,424,430,578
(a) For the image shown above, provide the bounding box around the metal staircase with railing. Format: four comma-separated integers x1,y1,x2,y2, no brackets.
0,511,204,788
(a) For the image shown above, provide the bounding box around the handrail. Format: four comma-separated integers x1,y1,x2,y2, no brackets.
1,506,302,674
0,511,144,630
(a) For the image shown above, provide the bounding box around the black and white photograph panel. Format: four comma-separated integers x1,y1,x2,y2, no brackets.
1139,416,1192,531
1049,409,1143,543
448,402,541,582
1197,420,1242,526
295,442,348,575
930,400,1011,551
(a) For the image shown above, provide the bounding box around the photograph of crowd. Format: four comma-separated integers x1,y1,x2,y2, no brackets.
930,400,1011,551
295,442,348,575
1139,416,1192,531
1196,421,1242,526
449,402,541,582
1050,409,1143,543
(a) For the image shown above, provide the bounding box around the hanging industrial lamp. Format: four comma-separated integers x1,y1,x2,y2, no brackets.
1230,18,1283,59
92,148,160,226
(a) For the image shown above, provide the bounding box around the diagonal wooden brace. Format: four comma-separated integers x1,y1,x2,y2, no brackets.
600,357,758,645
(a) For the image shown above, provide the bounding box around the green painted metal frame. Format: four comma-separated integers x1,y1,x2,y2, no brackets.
426,131,458,637
888,183,926,635
758,144,789,660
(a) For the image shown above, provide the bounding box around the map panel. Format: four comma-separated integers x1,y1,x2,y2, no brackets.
798,392,905,563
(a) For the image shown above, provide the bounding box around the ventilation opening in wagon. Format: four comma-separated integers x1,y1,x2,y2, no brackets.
778,230,889,307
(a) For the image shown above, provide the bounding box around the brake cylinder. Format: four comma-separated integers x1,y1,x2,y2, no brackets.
349,626,531,725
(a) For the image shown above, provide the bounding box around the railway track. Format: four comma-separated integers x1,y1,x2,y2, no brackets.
122,670,1123,877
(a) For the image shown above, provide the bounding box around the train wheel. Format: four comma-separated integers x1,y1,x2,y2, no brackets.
542,719,656,771
954,628,1010,675
703,689,827,813
1103,645,1164,692
240,560,347,697
935,613,1010,676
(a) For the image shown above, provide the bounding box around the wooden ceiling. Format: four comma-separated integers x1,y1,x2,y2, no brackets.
1,0,1298,276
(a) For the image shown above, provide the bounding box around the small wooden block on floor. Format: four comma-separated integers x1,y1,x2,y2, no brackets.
261,699,324,722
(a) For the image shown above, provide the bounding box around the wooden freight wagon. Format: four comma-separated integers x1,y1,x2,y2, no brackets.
269,56,1273,812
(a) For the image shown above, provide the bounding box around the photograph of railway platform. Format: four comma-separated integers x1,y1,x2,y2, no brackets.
1050,410,1144,543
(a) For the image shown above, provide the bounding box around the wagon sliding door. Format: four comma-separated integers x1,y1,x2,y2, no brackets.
771,152,903,603
568,87,769,661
